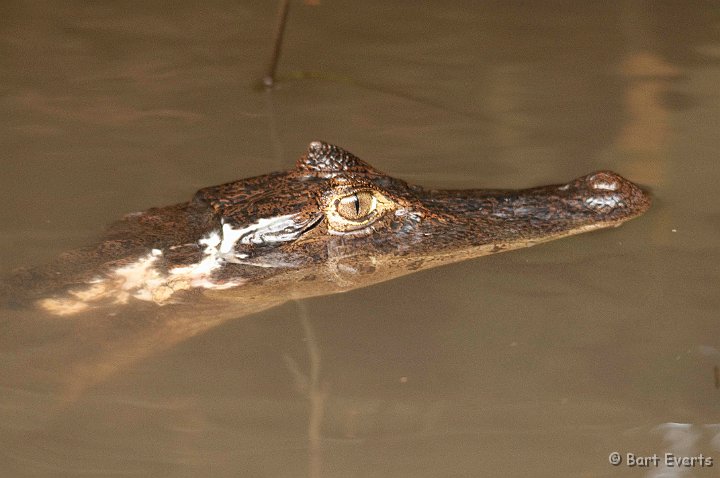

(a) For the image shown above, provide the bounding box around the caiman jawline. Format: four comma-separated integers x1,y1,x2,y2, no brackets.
37,214,305,316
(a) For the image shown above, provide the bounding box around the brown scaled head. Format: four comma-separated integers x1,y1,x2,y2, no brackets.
25,141,650,315
194,142,650,291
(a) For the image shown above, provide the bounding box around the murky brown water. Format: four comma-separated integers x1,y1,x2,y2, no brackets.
2,1,720,477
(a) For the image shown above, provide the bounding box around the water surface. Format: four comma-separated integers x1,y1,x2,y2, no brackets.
1,1,719,477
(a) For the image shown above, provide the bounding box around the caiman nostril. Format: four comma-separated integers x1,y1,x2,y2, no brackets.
586,172,621,191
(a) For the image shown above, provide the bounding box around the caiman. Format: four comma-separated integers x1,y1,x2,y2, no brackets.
2,141,650,397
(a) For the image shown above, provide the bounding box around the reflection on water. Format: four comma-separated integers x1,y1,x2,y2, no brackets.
1,1,720,477
284,303,327,478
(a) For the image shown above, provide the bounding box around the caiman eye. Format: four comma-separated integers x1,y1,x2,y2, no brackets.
325,189,395,233
337,191,374,221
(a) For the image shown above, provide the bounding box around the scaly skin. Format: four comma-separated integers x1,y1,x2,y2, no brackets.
1,141,650,398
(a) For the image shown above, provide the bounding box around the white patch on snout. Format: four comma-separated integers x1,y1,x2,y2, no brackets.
167,230,245,290
39,215,300,316
114,248,166,301
585,194,624,210
170,214,300,288
221,214,299,248
39,250,169,316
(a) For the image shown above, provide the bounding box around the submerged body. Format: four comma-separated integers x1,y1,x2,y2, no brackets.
2,142,650,396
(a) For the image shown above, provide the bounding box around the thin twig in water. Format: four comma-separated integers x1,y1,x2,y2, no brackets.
263,0,291,88
285,300,328,478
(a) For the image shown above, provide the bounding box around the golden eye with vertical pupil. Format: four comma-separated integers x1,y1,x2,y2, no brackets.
336,191,375,221
325,189,396,233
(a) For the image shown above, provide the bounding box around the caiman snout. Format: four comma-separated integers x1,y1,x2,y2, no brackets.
562,170,651,221
415,169,650,256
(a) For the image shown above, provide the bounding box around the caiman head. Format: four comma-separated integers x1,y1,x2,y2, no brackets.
26,141,650,316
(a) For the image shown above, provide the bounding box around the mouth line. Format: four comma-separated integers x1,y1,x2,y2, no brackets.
299,213,325,235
